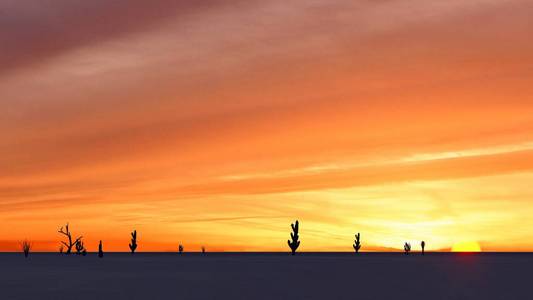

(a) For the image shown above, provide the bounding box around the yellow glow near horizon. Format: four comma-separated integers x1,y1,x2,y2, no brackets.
451,241,482,252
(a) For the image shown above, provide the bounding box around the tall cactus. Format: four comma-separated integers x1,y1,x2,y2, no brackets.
404,242,411,255
353,233,362,253
98,240,104,258
421,241,426,255
129,230,138,254
287,220,300,255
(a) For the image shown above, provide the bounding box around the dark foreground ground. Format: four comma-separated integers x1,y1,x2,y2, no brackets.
1,252,531,300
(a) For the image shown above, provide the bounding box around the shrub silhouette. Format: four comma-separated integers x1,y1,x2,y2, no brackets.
59,244,64,254
58,223,82,255
404,242,411,255
21,240,31,258
75,239,87,256
98,240,104,258
179,244,184,254
287,220,300,255
201,246,206,254
421,241,426,255
353,233,362,253
129,230,138,254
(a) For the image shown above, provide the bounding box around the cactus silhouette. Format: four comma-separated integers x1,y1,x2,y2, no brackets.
421,241,426,255
179,244,184,254
129,230,138,254
98,240,104,258
58,223,82,255
75,239,87,256
353,233,362,253
21,240,31,258
404,242,411,255
287,220,300,255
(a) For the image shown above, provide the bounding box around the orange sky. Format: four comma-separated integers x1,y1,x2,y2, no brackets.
1,0,533,252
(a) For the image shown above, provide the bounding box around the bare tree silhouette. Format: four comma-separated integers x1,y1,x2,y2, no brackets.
179,244,184,254
129,230,138,254
75,239,87,256
421,241,426,255
353,233,362,253
21,240,31,258
58,223,82,255
98,240,104,258
288,220,300,255
404,242,411,255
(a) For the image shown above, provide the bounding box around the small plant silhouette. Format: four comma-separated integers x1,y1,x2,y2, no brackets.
179,244,184,254
129,230,138,254
421,241,426,255
75,239,87,256
98,240,104,258
201,246,206,254
58,223,82,255
288,220,300,255
59,244,64,254
21,240,32,258
353,233,362,253
404,242,411,255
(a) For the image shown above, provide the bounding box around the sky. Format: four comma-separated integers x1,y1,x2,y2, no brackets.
1,0,533,252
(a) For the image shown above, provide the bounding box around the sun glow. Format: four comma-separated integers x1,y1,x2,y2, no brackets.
451,241,482,252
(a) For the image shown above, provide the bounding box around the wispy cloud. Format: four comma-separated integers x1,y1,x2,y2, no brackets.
1,0,533,251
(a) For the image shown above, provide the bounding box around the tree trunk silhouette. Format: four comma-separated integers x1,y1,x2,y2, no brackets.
58,223,82,255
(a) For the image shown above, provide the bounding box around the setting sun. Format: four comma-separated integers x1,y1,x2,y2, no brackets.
451,241,482,252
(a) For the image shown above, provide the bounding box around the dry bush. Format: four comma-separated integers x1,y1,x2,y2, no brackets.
21,240,32,258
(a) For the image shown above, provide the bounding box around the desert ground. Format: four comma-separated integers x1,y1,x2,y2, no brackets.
1,253,531,299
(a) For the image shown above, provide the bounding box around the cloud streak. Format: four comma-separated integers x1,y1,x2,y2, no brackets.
0,0,244,75
1,0,533,251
